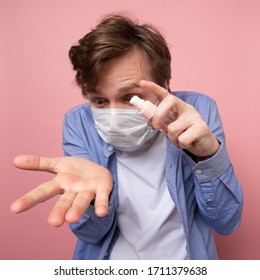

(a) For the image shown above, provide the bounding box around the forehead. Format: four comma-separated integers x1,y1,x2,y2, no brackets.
93,47,153,93
101,47,151,78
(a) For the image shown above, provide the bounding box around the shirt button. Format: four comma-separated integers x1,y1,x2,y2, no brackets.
108,146,113,151
195,169,203,175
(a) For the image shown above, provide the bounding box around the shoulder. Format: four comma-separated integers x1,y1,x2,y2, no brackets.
172,91,217,113
64,103,94,125
173,91,216,106
63,103,95,131
65,103,91,118
172,91,222,130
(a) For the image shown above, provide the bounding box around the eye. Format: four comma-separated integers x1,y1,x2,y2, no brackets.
90,97,108,108
125,94,137,103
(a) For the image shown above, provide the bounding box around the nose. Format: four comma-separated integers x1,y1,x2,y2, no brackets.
108,101,121,109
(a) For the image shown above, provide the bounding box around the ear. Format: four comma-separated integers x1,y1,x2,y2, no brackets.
164,80,170,89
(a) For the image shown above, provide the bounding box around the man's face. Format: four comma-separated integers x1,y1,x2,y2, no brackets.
87,47,158,109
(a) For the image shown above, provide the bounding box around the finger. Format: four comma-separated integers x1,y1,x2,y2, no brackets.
152,95,179,129
10,180,62,214
139,80,170,100
139,80,173,129
94,180,112,217
139,80,188,130
47,192,76,227
13,155,60,173
176,126,197,150
165,123,182,148
139,80,189,114
65,191,94,224
177,122,220,157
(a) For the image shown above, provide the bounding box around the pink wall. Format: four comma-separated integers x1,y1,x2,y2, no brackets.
1,0,259,259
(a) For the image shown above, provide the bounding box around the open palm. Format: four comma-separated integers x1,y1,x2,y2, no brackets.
10,155,113,227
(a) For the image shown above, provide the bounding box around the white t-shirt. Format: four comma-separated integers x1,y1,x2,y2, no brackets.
110,133,187,259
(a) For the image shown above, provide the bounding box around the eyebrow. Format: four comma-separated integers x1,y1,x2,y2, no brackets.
89,83,142,96
118,83,141,93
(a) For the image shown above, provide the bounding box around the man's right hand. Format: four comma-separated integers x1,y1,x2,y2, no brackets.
10,155,113,227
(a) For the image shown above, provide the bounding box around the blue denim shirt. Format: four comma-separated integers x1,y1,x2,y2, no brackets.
62,91,243,260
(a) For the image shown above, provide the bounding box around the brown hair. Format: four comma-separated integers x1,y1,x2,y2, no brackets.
69,13,171,98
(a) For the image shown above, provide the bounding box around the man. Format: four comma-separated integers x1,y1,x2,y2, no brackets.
11,14,243,259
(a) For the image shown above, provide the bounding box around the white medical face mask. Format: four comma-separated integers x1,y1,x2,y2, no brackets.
91,108,158,152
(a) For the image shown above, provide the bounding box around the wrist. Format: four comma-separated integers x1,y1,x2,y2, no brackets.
187,139,220,162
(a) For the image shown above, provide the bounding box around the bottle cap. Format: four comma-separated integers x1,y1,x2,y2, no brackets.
130,95,156,120
130,96,143,108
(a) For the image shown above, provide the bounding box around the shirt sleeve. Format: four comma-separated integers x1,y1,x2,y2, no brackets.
183,95,243,235
62,111,90,157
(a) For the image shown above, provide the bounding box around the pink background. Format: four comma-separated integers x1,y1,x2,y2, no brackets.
1,0,259,259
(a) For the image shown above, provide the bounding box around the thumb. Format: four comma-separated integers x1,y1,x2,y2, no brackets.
13,155,59,173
